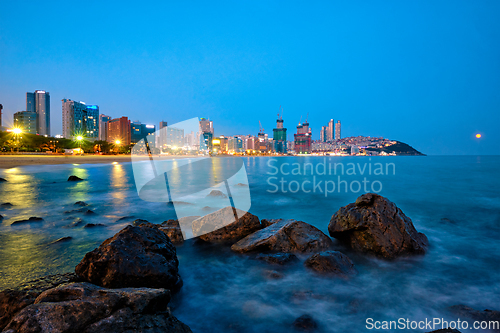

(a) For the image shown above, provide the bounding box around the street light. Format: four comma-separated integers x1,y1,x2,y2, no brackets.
115,140,121,145
12,128,22,135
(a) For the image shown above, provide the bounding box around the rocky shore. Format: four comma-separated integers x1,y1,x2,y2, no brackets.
0,193,493,332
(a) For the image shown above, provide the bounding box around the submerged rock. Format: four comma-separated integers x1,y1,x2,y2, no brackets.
448,304,500,323
74,201,89,206
75,225,182,291
0,215,3,220
50,236,73,244
2,282,192,333
11,217,44,225
84,223,106,228
231,220,333,254
62,217,84,228
84,209,96,215
304,251,357,278
1,203,13,207
0,273,80,330
292,314,318,332
206,190,227,198
68,175,84,181
0,178,7,182
256,253,299,265
116,215,135,222
192,207,261,243
328,193,428,259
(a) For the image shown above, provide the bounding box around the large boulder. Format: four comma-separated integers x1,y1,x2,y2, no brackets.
160,219,186,245
0,273,80,331
328,193,428,259
192,207,262,243
304,251,357,278
2,282,192,333
75,225,182,291
231,220,334,254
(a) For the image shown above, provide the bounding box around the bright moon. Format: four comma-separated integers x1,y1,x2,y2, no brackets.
476,134,482,139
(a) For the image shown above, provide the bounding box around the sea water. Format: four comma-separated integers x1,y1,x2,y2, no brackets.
0,156,499,332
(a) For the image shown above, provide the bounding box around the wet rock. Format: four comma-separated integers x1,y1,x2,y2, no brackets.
192,207,261,243
75,225,182,291
116,215,135,222
62,217,84,228
328,193,428,259
68,175,84,181
132,219,150,226
0,273,80,330
0,215,3,220
84,209,96,215
84,223,106,228
292,314,318,332
261,218,294,228
3,282,192,333
50,236,73,244
256,253,299,265
64,207,90,214
206,190,227,198
304,251,357,278
232,220,333,254
74,201,89,206
11,217,44,225
1,203,13,207
160,219,186,245
0,178,7,182
448,304,500,323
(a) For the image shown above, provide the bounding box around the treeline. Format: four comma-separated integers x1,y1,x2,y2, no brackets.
0,131,129,154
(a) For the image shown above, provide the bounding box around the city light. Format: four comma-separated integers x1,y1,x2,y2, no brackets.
12,128,22,135
76,135,83,141
115,140,121,145
476,133,482,139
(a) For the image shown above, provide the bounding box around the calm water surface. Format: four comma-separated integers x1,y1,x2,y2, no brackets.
0,156,499,332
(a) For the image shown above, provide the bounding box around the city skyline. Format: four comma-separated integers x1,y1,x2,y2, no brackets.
1,1,499,155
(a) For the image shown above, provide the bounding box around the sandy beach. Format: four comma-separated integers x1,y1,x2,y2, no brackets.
0,154,200,169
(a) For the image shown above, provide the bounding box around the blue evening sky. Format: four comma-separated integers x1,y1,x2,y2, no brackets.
1,1,499,155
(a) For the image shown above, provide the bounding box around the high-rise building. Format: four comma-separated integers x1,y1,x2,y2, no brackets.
199,118,214,134
294,119,312,154
335,120,341,140
99,114,111,141
327,119,334,142
13,111,37,134
273,113,287,154
107,117,131,146
131,121,156,146
27,91,50,136
62,99,99,140
320,126,327,142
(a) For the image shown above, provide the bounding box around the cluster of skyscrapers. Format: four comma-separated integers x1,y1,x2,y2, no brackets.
319,119,341,143
13,91,51,136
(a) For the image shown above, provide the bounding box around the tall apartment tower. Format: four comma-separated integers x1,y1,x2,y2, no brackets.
27,91,50,136
14,111,37,134
107,117,131,146
62,99,99,139
335,120,341,140
327,119,334,142
99,114,111,141
320,126,327,142
273,113,287,154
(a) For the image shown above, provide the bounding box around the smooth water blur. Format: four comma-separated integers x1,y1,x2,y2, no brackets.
0,156,499,332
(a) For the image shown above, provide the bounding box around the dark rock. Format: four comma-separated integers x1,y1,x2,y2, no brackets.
3,282,192,333
62,217,85,228
0,178,7,182
50,236,73,244
160,219,186,245
304,251,357,278
0,273,79,330
328,193,428,259
68,175,84,181
11,217,44,225
84,209,96,215
206,190,227,198
75,225,182,291
64,207,90,214
74,201,89,206
192,207,261,243
256,253,299,265
116,215,135,222
262,270,284,280
1,203,13,207
132,219,150,226
0,215,3,220
232,220,334,254
448,304,500,322
84,223,106,228
292,314,318,332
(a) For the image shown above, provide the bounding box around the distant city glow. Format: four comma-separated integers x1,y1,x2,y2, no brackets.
476,133,482,139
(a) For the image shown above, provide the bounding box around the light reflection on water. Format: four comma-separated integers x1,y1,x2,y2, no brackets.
0,156,499,332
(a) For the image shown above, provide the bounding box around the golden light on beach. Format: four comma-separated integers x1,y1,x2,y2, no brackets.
475,133,482,139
